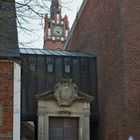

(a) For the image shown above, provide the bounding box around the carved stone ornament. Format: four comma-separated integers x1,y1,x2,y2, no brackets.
54,80,79,106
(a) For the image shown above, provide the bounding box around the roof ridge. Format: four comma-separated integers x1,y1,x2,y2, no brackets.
19,48,95,57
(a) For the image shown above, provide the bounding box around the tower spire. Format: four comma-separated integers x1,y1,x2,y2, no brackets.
43,0,69,50
50,0,61,19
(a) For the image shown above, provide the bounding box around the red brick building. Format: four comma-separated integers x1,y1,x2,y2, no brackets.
0,61,21,140
0,62,13,139
0,1,21,140
64,0,140,140
0,61,20,140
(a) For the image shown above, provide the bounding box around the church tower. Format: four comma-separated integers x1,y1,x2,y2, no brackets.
43,0,69,50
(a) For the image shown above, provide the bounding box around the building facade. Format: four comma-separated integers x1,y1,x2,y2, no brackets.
37,80,93,140
0,61,21,140
0,1,20,140
65,0,140,140
1,0,139,140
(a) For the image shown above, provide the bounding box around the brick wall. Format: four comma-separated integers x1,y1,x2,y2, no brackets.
66,0,140,139
44,40,64,50
120,0,140,139
0,61,14,140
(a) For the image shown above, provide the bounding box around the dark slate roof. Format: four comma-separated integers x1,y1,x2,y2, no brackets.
0,1,19,57
20,48,95,57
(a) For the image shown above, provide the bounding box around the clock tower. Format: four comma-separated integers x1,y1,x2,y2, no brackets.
43,0,69,50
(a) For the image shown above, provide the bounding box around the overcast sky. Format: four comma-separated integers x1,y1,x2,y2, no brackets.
17,0,83,48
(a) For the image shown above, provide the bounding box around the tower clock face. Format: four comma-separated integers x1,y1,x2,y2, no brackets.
53,25,63,37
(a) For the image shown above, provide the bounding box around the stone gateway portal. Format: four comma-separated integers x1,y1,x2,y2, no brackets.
37,80,93,140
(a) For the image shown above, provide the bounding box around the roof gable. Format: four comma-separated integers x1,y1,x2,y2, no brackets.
36,79,93,106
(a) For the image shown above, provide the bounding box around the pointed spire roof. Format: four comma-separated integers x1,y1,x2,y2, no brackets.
50,0,61,19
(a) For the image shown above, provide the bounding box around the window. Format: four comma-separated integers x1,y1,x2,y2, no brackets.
30,63,36,71
64,57,71,74
64,64,71,73
82,64,88,74
47,64,53,73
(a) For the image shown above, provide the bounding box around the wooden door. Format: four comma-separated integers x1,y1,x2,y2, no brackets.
49,117,78,140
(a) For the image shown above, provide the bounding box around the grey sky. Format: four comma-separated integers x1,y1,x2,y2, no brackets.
17,0,83,48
